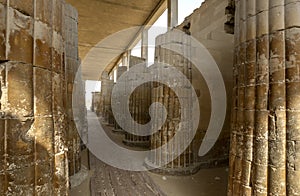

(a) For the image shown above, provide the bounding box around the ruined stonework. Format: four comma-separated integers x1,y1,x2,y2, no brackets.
144,0,234,174
91,92,101,114
113,66,127,133
63,3,83,178
0,0,85,194
99,72,114,125
228,0,300,195
225,0,235,34
187,0,234,169
123,56,151,148
145,32,197,175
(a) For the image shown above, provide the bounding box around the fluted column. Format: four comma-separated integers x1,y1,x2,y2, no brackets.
145,31,197,175
228,0,300,195
100,72,114,125
113,66,127,133
0,0,79,194
123,56,151,148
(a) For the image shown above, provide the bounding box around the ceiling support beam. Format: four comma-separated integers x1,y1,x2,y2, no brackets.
141,29,148,62
168,0,178,29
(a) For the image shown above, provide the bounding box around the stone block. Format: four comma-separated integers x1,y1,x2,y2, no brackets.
33,117,54,160
0,3,6,60
286,28,300,82
256,0,268,13
6,185,34,196
0,118,4,172
246,16,256,41
269,32,285,83
287,111,300,141
5,62,33,118
54,152,68,183
33,67,52,117
285,2,300,29
35,0,52,25
53,0,63,33
52,31,63,73
269,5,284,32
34,21,52,69
0,173,7,195
7,166,34,186
256,11,269,37
287,82,300,110
6,118,34,158
9,0,34,16
268,166,286,195
287,169,300,195
269,83,286,109
52,72,63,115
8,7,34,64
269,0,284,8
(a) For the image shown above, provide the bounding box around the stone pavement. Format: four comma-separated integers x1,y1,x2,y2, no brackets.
87,111,166,196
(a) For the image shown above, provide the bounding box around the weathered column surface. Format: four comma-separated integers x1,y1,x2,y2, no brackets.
228,0,300,195
0,0,83,194
123,56,151,148
64,3,82,177
144,31,197,175
99,72,114,125
113,66,128,133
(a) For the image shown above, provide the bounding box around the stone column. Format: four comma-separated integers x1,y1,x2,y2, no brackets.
228,0,300,195
113,66,128,133
100,72,114,125
123,56,151,148
141,29,148,62
0,0,78,194
167,0,178,29
145,31,198,175
63,3,82,177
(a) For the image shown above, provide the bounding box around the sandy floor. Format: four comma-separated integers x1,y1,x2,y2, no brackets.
70,111,228,196
148,167,228,196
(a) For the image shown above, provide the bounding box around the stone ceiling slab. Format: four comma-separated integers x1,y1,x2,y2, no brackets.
66,0,166,80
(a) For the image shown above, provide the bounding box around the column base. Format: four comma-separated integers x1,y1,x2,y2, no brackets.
112,128,125,134
122,139,150,148
144,157,200,176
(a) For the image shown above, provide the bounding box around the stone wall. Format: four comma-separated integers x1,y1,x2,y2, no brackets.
0,0,85,194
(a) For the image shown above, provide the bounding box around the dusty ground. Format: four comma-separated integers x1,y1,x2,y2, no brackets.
70,111,228,195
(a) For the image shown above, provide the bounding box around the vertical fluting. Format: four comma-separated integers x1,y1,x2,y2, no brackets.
64,3,82,176
99,73,114,125
146,31,196,175
228,0,300,195
0,0,85,194
113,66,127,132
286,1,300,194
123,57,151,148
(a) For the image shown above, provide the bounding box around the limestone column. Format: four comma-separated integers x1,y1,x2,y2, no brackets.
0,0,74,194
167,0,178,29
113,66,128,133
145,31,197,175
91,92,96,112
141,29,148,62
100,72,114,125
63,3,82,176
228,0,300,195
123,56,151,148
